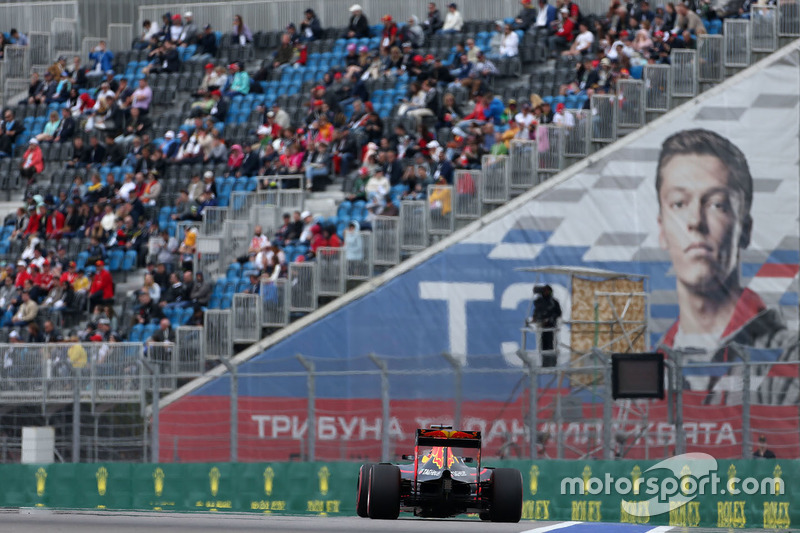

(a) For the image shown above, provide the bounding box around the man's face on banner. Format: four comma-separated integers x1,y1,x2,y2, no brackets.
658,153,751,294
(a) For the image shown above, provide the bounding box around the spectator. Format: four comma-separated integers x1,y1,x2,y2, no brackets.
53,107,76,143
533,0,561,33
168,13,184,42
513,0,538,31
89,260,114,308
12,291,37,327
300,8,323,41
189,271,212,308
272,33,295,70
35,111,61,143
305,141,332,191
0,109,24,158
132,78,153,114
403,16,425,48
674,2,707,35
346,4,370,39
499,23,520,57
753,435,776,459
179,11,198,45
563,21,594,56
209,90,229,123
134,292,164,325
225,62,250,97
143,40,181,75
441,3,464,33
548,8,576,55
344,221,363,261
150,318,176,343
20,139,44,185
138,19,160,49
231,14,253,45
423,2,444,35
9,28,28,46
380,16,399,52
87,41,114,79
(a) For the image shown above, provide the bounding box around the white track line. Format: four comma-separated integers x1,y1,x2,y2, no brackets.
644,527,673,533
520,521,584,533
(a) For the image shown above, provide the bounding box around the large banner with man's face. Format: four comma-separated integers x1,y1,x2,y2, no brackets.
160,50,800,462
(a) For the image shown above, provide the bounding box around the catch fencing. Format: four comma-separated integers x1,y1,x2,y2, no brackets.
107,23,133,55
51,18,79,55
426,185,455,236
204,309,232,358
232,293,263,343
399,200,428,253
261,279,290,327
345,231,373,281
481,154,509,204
509,139,538,191
202,206,228,236
372,216,400,266
590,94,616,143
316,247,346,297
452,170,482,221
154,343,800,464
28,32,53,68
616,79,645,129
671,49,698,98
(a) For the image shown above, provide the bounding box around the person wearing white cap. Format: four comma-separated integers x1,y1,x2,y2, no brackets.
20,137,44,185
179,11,198,46
161,130,180,159
299,210,316,243
345,4,370,39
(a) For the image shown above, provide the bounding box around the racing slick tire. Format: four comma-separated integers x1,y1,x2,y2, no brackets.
356,463,375,518
367,464,401,520
489,468,523,523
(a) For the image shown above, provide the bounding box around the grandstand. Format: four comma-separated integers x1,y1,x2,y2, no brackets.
0,0,797,463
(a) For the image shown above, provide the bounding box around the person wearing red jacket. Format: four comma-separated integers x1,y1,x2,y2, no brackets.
21,138,45,184
23,205,44,237
14,262,32,288
45,208,65,239
548,9,576,55
89,260,114,308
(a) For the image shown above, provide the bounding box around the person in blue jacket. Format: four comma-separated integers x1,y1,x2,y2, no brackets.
87,41,114,80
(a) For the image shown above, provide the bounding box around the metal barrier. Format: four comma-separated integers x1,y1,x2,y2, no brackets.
509,139,538,191
175,220,197,243
779,0,800,36
563,110,591,158
481,154,509,204
288,262,318,313
261,279,290,327
0,342,143,404
108,23,134,53
204,309,233,358
194,236,224,279
670,49,698,98
697,35,724,83
3,46,29,80
616,79,645,129
537,125,564,174
277,189,305,213
643,64,671,113
145,342,178,391
229,191,254,221
346,230,373,280
0,2,79,34
175,326,204,375
317,247,346,297
51,18,79,55
724,19,751,68
399,200,428,252
249,204,282,238
426,185,455,235
453,170,482,220
139,0,522,36
232,293,263,343
80,37,105,63
224,219,251,259
202,206,228,236
590,94,616,143
751,4,779,52
572,0,608,15
4,79,30,108
372,216,400,266
28,32,52,68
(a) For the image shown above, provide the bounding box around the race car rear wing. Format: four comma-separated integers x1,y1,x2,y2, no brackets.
415,429,482,449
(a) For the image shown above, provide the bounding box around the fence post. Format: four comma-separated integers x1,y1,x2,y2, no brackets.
674,352,685,456
602,353,614,460
72,367,81,463
516,350,538,460
369,353,390,462
296,355,316,461
220,359,238,462
555,368,564,459
740,346,751,459
441,352,462,428
140,357,159,463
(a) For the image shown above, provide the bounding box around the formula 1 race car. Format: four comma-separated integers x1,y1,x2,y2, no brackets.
356,426,523,522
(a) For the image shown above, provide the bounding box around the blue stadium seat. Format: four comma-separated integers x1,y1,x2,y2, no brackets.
208,295,221,309
226,262,241,279
179,306,193,325
337,201,352,220
129,324,145,343
219,295,232,310
107,249,124,272
213,279,226,296
122,250,138,271
630,65,643,80
76,251,89,271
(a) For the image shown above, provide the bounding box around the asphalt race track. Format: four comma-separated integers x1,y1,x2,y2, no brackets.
0,510,789,533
